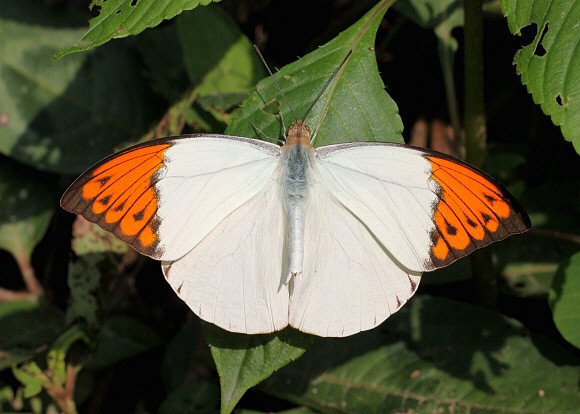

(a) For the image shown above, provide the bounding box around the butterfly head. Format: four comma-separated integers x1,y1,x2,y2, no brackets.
285,120,312,147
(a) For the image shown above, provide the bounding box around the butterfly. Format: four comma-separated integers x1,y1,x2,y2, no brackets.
61,52,530,337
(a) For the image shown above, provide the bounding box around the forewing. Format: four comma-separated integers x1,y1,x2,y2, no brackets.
289,180,421,337
61,135,281,260
161,178,289,334
425,153,530,267
316,143,530,272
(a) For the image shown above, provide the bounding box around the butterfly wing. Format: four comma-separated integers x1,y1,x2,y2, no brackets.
61,135,281,261
289,180,421,337
161,177,289,334
315,142,531,272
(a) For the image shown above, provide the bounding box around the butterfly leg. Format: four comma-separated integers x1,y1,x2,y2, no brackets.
251,123,282,145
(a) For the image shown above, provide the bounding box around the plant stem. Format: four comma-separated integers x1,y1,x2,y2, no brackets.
464,0,487,168
436,31,461,155
464,0,495,309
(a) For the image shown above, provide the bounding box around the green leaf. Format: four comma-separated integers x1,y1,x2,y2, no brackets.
132,24,190,102
226,0,403,147
55,0,222,58
66,255,103,330
134,24,189,103
0,0,160,174
47,324,92,388
0,156,58,265
161,318,202,391
239,409,318,414
85,315,161,369
501,0,580,153
395,0,465,51
177,6,264,97
71,218,129,256
158,379,220,414
262,296,580,413
206,325,312,414
549,252,580,348
0,384,15,408
12,362,47,398
0,300,64,370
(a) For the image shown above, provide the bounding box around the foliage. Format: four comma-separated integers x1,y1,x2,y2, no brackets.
0,0,579,413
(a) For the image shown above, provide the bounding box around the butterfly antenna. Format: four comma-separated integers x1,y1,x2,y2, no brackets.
301,49,352,122
254,45,299,123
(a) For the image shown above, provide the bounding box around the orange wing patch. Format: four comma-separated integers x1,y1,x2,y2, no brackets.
61,143,170,257
427,156,530,268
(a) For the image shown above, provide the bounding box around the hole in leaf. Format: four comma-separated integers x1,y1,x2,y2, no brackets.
534,22,548,57
131,0,138,6
519,23,537,48
262,99,281,115
556,94,563,106
115,9,122,14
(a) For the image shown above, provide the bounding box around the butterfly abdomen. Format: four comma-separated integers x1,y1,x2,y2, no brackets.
283,145,313,276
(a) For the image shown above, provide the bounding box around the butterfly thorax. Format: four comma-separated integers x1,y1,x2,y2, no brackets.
283,132,314,277
284,120,312,147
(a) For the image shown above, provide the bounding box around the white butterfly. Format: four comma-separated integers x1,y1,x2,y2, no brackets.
61,52,530,337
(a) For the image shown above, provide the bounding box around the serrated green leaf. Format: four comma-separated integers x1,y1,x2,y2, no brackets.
0,0,160,174
501,0,580,153
206,325,312,414
226,0,402,147
262,296,580,413
0,301,64,370
549,251,580,348
56,0,222,58
0,156,58,265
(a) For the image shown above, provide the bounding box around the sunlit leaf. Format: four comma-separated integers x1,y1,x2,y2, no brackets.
226,0,403,147
206,325,312,414
56,0,222,58
502,0,580,153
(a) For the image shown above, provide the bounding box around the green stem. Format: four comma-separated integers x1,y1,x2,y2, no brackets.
464,0,495,309
464,0,487,167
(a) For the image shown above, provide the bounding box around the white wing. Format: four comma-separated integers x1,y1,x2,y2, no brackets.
315,143,439,272
315,142,530,273
161,176,289,334
155,135,281,261
60,134,281,262
289,178,421,337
